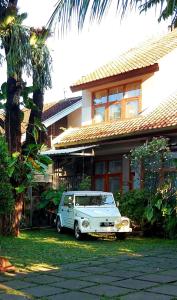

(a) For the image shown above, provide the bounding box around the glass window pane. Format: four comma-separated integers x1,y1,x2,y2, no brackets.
95,162,105,175
108,87,123,102
124,83,140,98
109,176,121,193
163,152,177,168
64,195,73,206
95,178,104,191
109,160,122,173
125,100,139,118
164,172,177,188
94,106,105,123
109,104,121,121
94,90,107,105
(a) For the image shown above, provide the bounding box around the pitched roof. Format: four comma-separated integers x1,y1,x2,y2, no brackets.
42,96,82,122
0,96,82,134
71,29,177,91
54,93,177,147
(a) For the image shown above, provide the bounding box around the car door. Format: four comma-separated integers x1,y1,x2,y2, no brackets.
62,195,74,229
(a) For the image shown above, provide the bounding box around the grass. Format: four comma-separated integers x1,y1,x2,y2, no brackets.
0,228,177,272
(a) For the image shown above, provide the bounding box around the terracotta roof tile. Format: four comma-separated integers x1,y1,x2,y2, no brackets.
55,93,177,147
71,29,177,90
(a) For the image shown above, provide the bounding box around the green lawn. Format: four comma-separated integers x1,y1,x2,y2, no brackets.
0,229,177,272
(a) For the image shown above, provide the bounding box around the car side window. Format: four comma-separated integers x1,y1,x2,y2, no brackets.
63,195,73,207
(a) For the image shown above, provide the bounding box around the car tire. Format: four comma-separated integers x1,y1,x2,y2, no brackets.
56,217,63,233
74,222,83,240
115,233,126,240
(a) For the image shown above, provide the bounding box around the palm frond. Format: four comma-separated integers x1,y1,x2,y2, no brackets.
139,0,177,27
30,28,52,90
2,24,32,77
0,0,8,19
47,0,121,33
32,44,52,90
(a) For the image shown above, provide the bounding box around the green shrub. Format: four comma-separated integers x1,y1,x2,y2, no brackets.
0,136,14,215
117,189,150,228
38,183,66,209
78,176,91,190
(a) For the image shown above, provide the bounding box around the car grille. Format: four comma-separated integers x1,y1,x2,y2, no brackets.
100,222,114,227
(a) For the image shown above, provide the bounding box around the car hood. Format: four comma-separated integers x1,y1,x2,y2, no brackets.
75,206,121,218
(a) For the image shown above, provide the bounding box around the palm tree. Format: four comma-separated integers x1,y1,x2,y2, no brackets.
24,27,52,149
48,0,177,31
0,1,52,236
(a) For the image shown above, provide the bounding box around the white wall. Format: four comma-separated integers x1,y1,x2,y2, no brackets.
82,90,92,126
68,108,82,127
142,47,177,113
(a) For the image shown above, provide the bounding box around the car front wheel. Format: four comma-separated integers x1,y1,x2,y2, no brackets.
115,233,126,240
56,217,63,233
74,222,83,240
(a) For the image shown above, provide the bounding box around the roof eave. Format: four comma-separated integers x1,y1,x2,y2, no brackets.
43,100,82,127
54,125,177,148
70,64,159,92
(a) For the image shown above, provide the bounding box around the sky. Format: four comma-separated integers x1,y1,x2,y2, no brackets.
1,0,170,102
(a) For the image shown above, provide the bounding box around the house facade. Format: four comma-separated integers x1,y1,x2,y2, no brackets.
52,29,177,193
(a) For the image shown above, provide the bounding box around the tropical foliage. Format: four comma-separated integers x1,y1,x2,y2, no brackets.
48,0,177,32
127,137,177,238
0,1,52,236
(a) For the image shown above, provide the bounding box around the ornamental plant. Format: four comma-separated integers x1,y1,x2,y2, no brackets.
130,137,177,238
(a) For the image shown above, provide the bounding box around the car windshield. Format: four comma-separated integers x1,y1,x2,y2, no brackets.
75,195,115,206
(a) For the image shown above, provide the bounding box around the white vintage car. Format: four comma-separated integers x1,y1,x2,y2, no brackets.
56,191,132,240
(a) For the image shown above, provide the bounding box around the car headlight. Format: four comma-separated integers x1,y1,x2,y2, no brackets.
121,219,129,227
116,219,129,228
82,219,90,228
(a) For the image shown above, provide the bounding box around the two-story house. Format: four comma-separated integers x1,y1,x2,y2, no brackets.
51,29,177,193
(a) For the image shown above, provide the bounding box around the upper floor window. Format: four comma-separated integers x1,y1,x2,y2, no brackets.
93,82,141,123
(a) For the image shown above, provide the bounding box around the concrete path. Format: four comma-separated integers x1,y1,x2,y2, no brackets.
0,248,177,299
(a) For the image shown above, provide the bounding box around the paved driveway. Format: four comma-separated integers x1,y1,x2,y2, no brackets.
0,248,177,299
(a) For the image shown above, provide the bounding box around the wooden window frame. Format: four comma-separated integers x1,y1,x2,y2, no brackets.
94,159,123,192
92,81,142,123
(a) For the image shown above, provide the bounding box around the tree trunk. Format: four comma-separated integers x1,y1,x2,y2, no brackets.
0,214,11,236
11,193,23,237
5,76,22,153
8,0,18,6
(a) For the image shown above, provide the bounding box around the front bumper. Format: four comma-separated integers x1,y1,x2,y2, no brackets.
80,226,132,234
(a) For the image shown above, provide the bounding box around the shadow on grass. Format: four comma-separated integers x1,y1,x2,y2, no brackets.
0,228,177,272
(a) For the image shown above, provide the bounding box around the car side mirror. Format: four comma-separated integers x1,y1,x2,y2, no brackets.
68,202,73,208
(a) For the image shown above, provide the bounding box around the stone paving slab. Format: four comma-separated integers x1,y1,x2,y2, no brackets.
0,277,13,283
83,284,132,297
21,286,67,297
0,294,30,300
50,279,96,290
23,274,60,284
136,273,177,283
1,248,177,299
80,266,111,274
147,284,177,297
106,270,143,278
159,269,177,277
80,274,121,284
1,280,37,290
49,270,89,279
120,291,172,300
125,265,164,273
47,291,100,300
111,278,159,290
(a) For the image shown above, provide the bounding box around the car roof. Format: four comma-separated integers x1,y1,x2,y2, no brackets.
63,191,113,195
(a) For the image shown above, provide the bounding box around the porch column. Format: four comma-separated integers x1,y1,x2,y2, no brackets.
122,156,130,193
